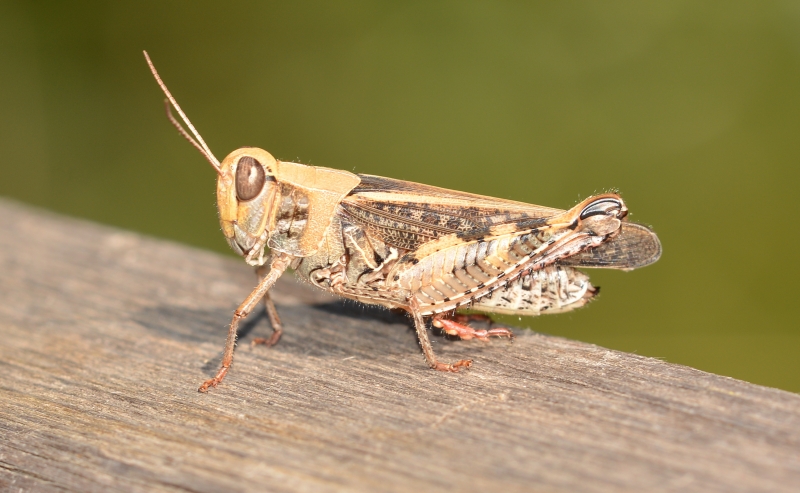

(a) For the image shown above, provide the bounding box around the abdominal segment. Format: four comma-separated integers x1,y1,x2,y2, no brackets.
296,212,597,318
468,265,597,316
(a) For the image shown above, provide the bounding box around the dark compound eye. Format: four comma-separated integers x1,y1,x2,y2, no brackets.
235,156,267,201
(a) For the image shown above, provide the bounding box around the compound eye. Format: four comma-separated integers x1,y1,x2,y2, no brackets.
580,198,623,220
235,156,267,201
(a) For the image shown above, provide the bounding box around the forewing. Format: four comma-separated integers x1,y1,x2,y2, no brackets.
557,222,661,271
340,174,562,250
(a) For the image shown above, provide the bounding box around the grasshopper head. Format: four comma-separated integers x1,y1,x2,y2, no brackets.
217,148,279,258
144,53,280,262
145,51,359,263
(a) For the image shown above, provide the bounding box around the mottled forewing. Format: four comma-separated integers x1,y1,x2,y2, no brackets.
557,222,662,270
340,174,562,250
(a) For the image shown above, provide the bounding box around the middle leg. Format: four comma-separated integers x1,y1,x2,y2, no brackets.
409,300,472,372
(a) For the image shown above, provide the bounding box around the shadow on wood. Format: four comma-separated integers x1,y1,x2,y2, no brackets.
0,198,798,493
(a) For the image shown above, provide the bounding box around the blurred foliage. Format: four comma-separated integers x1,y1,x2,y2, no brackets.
1,1,798,392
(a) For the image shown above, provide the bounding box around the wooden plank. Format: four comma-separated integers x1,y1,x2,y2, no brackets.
0,197,798,493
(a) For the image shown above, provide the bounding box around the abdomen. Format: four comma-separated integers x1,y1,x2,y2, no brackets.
469,265,597,316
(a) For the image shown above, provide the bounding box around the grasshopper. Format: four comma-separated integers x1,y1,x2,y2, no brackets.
144,52,661,392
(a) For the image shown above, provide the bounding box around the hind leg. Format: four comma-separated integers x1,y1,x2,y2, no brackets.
432,313,514,342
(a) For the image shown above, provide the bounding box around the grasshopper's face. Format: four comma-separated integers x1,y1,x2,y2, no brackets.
216,147,279,258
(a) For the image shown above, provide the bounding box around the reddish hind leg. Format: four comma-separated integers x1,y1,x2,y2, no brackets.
432,314,514,342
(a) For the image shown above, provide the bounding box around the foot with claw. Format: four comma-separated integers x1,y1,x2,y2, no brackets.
251,331,282,347
198,380,215,393
198,368,228,393
433,359,473,372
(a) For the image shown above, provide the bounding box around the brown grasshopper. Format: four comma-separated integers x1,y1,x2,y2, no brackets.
144,52,661,393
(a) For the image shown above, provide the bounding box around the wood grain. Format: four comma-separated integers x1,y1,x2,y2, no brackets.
0,197,798,493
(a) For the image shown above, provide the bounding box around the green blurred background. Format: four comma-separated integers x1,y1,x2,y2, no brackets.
2,1,798,392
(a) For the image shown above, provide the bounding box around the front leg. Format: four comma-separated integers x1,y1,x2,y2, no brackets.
199,252,293,393
251,265,284,347
251,291,283,347
409,300,472,373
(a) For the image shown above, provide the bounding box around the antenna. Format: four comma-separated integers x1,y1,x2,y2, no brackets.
143,51,223,176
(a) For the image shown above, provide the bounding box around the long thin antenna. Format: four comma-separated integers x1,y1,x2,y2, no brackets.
143,51,223,175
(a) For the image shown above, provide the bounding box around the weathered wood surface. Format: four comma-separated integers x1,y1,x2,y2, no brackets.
0,197,798,493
